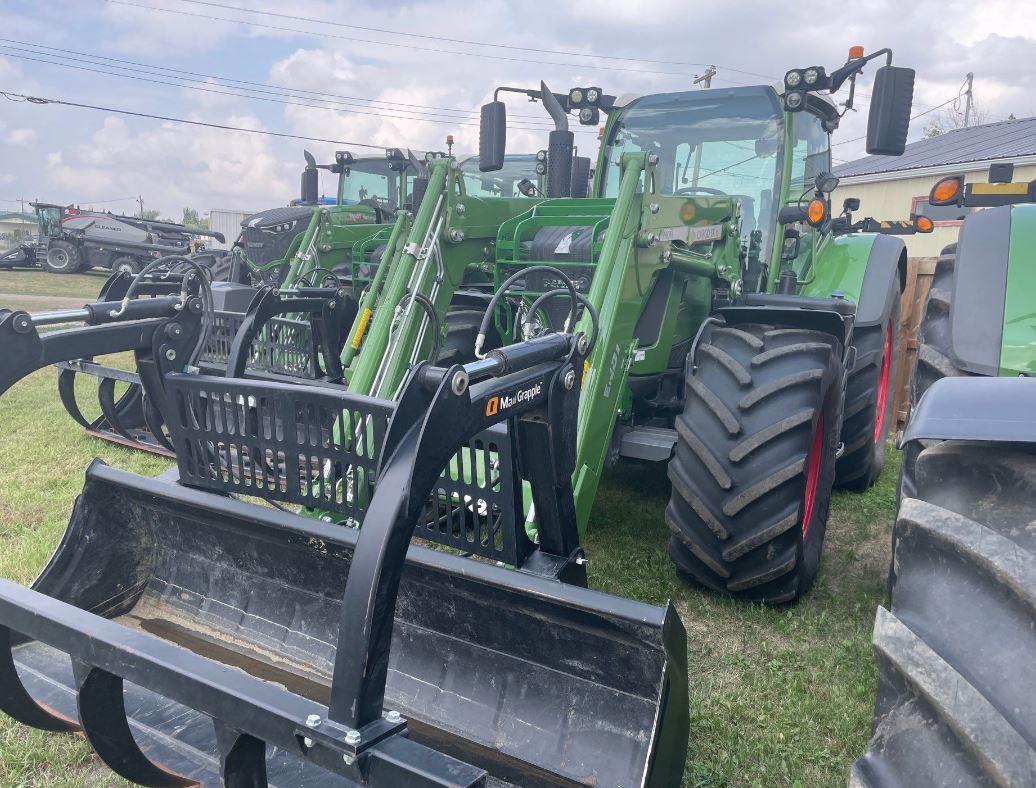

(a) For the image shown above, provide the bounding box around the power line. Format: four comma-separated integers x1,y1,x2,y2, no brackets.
0,38,554,123
0,90,392,148
168,0,781,80
0,46,585,133
101,0,740,80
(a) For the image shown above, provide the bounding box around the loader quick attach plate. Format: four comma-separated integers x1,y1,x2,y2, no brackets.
1,464,688,787
165,374,530,566
198,311,319,378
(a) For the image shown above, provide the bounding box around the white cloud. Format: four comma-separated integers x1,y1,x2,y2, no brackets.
6,128,38,146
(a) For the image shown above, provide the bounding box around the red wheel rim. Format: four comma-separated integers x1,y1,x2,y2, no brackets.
873,320,893,442
802,414,825,541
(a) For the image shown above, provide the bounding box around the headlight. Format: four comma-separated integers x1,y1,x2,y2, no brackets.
785,91,804,110
804,68,819,85
535,162,547,175
569,88,584,105
586,87,600,103
536,150,547,162
785,70,802,88
579,107,595,124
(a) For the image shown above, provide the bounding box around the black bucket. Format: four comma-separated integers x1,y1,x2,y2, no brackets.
7,462,688,787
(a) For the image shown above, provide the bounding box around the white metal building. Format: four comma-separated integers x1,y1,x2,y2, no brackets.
207,209,257,249
832,117,1036,257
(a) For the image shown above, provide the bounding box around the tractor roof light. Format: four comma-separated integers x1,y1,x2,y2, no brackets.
535,161,547,175
536,150,548,162
385,147,406,161
806,197,828,227
585,87,601,104
848,45,865,59
335,150,354,164
785,69,803,88
569,88,584,106
930,175,964,206
578,107,599,125
784,91,805,111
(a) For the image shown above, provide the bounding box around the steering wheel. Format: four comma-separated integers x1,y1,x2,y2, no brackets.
675,186,726,196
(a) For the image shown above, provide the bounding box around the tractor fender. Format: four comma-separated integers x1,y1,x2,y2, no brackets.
855,233,906,328
802,233,905,329
902,376,1036,446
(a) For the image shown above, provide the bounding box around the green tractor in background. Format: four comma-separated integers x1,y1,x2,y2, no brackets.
316,45,916,603
853,165,1036,785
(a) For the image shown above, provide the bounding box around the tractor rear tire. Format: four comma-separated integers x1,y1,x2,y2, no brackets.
900,244,973,499
836,288,901,491
42,240,81,274
666,323,844,603
852,442,1036,787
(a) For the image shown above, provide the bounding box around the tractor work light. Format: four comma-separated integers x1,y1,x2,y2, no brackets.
806,197,828,227
335,151,355,164
385,148,406,161
535,161,547,175
586,87,601,104
536,150,548,162
785,69,803,88
569,88,584,105
784,91,805,111
579,107,600,125
930,175,965,206
913,214,935,233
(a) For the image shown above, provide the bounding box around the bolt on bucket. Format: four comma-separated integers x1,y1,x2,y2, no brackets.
3,464,687,787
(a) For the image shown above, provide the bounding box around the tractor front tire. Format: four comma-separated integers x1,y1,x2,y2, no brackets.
852,442,1036,786
836,288,901,491
666,323,844,603
43,240,82,274
900,243,973,498
436,306,501,367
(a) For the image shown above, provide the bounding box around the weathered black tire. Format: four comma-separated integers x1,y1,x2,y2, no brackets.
836,288,901,491
852,442,1036,787
111,256,142,275
666,323,844,603
899,243,974,499
42,239,81,274
435,307,501,367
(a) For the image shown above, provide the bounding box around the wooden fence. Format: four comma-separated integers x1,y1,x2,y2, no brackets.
891,256,939,431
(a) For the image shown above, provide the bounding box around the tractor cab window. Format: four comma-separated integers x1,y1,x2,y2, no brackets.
38,206,62,237
789,111,831,194
601,87,785,265
340,161,400,212
460,154,539,197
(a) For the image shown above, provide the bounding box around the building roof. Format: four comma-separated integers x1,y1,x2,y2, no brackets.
833,116,1036,179
0,212,35,223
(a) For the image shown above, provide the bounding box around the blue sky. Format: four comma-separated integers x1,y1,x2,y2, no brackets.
2,0,1035,218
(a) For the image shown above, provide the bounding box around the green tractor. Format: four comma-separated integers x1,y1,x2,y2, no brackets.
853,165,1036,785
318,46,916,603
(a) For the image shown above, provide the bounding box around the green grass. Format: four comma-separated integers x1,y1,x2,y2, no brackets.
0,269,109,300
0,279,896,786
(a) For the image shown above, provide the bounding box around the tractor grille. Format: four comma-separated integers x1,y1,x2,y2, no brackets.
165,375,528,565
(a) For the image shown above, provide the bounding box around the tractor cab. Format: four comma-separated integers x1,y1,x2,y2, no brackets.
30,202,67,239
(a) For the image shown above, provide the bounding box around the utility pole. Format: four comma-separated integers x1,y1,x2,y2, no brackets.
137,195,145,217
963,72,974,128
693,66,717,90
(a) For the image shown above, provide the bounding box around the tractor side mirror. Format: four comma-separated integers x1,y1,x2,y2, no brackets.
479,101,507,172
866,65,915,156
843,197,861,212
781,229,801,261
778,205,808,224
570,156,592,198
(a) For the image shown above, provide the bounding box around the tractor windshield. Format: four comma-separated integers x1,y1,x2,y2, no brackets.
340,159,405,212
460,154,539,197
601,86,785,261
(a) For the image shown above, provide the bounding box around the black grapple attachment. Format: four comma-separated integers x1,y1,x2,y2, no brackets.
0,304,689,787
54,269,356,455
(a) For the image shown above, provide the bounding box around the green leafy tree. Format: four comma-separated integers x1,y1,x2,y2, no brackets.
181,207,209,229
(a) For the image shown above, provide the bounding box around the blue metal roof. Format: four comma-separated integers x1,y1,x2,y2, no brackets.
833,117,1036,178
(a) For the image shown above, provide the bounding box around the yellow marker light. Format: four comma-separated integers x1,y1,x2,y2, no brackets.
581,359,589,387
970,182,1029,195
680,202,697,224
930,176,963,205
351,307,373,350
914,215,934,233
806,198,827,226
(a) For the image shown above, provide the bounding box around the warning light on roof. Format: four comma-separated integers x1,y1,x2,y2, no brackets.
848,45,865,59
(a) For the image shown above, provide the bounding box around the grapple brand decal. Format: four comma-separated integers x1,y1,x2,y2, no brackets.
485,383,543,416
